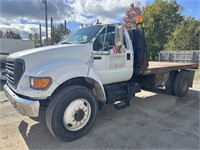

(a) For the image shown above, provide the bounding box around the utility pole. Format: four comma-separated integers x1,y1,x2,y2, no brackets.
51,17,53,45
52,26,54,45
42,0,48,46
64,20,67,35
39,24,42,47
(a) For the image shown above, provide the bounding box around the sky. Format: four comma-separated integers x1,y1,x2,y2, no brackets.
0,0,199,40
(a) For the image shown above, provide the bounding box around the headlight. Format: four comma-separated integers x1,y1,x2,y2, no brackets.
30,77,52,90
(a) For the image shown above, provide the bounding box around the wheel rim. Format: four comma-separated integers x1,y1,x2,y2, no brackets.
63,98,91,131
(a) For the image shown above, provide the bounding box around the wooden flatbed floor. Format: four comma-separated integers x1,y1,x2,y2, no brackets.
135,61,198,75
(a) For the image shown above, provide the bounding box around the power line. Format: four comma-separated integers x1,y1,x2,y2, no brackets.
21,3,44,41
25,3,44,23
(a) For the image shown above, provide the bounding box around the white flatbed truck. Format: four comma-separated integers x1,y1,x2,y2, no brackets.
4,24,198,141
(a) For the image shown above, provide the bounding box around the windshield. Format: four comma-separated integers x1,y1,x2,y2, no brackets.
61,25,103,44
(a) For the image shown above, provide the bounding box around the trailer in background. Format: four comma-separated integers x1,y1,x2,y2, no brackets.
0,39,35,80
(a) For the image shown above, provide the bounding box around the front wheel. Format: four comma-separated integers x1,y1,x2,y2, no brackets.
46,86,98,141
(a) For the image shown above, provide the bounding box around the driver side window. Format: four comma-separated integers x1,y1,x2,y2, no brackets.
93,26,115,51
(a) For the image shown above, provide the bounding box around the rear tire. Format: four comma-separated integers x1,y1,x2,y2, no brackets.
173,71,189,97
46,86,98,141
165,72,176,95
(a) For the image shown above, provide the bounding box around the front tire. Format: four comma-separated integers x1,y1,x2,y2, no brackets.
46,86,98,141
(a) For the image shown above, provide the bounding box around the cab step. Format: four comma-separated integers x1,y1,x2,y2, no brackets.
104,82,140,110
114,99,130,110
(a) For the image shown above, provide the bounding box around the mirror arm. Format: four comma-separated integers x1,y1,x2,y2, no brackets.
102,25,108,51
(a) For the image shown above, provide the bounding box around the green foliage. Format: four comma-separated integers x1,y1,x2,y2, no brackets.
43,37,51,46
33,33,40,44
29,23,71,46
1,29,21,39
164,17,200,50
29,33,40,45
123,3,144,29
143,0,183,60
54,23,70,43
29,33,33,41
0,30,3,38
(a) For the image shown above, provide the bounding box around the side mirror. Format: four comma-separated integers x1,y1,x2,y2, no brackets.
115,25,124,46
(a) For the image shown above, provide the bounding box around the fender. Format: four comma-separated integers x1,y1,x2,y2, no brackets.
16,58,106,101
87,66,106,102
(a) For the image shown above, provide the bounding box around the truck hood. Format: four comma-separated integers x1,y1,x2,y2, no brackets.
7,43,92,73
8,43,91,60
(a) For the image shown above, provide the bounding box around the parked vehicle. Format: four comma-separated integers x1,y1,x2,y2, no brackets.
0,39,35,80
4,20,198,141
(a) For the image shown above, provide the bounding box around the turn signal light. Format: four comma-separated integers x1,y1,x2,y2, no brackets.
30,77,51,90
136,15,143,23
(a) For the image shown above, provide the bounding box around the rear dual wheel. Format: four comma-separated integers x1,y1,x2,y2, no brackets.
165,72,176,95
165,71,189,97
173,71,189,97
46,86,98,141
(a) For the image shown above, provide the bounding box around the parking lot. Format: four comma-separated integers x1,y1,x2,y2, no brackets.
0,77,199,149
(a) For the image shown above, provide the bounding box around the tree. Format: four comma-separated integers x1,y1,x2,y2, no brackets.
0,30,3,38
54,23,70,43
123,3,144,29
96,20,102,25
29,23,70,46
43,37,51,46
33,33,40,44
164,17,200,50
4,29,21,39
143,0,183,60
28,33,40,45
29,33,33,41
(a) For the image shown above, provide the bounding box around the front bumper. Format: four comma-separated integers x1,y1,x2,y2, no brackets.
4,84,40,117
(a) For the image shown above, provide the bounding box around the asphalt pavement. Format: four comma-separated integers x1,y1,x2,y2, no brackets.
0,81,199,149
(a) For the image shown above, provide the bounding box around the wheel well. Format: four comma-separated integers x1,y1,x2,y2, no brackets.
50,77,106,103
51,77,90,97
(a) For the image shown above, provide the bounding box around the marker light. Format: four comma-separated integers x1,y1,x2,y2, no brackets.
136,15,143,23
30,77,51,90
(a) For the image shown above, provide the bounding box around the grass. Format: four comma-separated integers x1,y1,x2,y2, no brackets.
194,69,200,81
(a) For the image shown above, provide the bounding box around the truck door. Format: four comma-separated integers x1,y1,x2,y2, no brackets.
92,25,133,84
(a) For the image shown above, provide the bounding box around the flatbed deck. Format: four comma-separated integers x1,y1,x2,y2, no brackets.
135,61,198,75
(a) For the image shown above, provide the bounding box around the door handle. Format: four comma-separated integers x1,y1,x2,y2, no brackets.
127,53,131,60
93,56,102,60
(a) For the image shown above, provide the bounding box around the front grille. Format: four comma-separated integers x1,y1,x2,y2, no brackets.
6,59,25,88
6,61,15,86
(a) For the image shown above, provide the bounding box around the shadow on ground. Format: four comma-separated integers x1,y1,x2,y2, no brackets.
17,89,199,149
